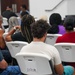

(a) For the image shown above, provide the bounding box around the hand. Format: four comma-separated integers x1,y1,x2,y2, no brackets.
14,26,21,30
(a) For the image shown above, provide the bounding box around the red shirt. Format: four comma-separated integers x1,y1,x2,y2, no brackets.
56,32,75,67
56,32,75,43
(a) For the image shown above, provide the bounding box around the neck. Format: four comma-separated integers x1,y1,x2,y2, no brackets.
33,38,45,42
66,30,74,33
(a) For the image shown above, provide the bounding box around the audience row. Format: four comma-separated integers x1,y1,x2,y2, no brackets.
0,8,75,75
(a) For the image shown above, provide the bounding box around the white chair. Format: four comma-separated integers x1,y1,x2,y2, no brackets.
6,41,28,58
45,34,62,46
54,43,75,62
16,53,56,75
2,17,8,27
17,17,21,25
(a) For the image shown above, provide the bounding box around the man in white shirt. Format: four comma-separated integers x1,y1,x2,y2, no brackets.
20,19,75,75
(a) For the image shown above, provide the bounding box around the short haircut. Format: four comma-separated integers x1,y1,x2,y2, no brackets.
49,13,62,25
31,19,50,38
21,4,27,9
64,16,75,31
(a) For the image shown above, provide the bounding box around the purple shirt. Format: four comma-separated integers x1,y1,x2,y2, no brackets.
58,25,66,35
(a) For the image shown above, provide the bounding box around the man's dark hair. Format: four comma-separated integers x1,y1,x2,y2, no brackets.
31,19,50,38
21,4,27,9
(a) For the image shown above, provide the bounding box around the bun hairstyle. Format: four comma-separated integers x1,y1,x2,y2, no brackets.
64,16,75,31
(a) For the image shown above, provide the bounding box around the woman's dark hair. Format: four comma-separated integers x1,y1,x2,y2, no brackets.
21,14,35,43
49,13,62,25
64,16,75,31
48,13,62,34
31,19,50,38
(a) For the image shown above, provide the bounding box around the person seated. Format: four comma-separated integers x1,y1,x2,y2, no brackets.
56,16,75,67
2,6,17,20
20,11,29,18
5,14,35,43
20,4,29,15
0,50,22,75
48,13,66,35
0,16,12,63
20,19,75,75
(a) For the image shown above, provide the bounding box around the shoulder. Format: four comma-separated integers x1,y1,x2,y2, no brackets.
56,34,66,43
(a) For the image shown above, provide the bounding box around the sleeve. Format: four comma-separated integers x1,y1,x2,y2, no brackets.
53,47,62,65
0,51,4,61
11,33,18,41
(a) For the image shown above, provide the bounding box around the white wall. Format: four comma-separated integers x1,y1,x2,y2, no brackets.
29,0,75,21
68,0,75,15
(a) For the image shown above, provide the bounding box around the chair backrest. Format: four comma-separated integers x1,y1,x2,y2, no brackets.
54,43,75,62
2,17,8,26
6,41,28,58
16,53,56,75
45,34,62,46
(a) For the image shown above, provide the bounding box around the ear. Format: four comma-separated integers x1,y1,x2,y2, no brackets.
44,32,47,38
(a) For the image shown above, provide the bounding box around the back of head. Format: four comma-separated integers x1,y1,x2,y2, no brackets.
21,4,27,10
48,13,62,34
21,14,35,43
8,16,19,32
64,16,75,31
31,19,50,39
20,11,29,18
6,6,12,10
49,13,62,25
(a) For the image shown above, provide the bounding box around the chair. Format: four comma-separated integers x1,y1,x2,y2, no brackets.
6,41,28,58
16,53,56,75
45,34,62,46
2,17,8,28
54,43,75,62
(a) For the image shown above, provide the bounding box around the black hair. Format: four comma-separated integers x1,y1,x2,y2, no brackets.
21,4,27,9
64,16,75,31
48,13,62,34
21,14,35,43
49,13,62,25
31,19,50,38
21,11,29,18
7,6,12,9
